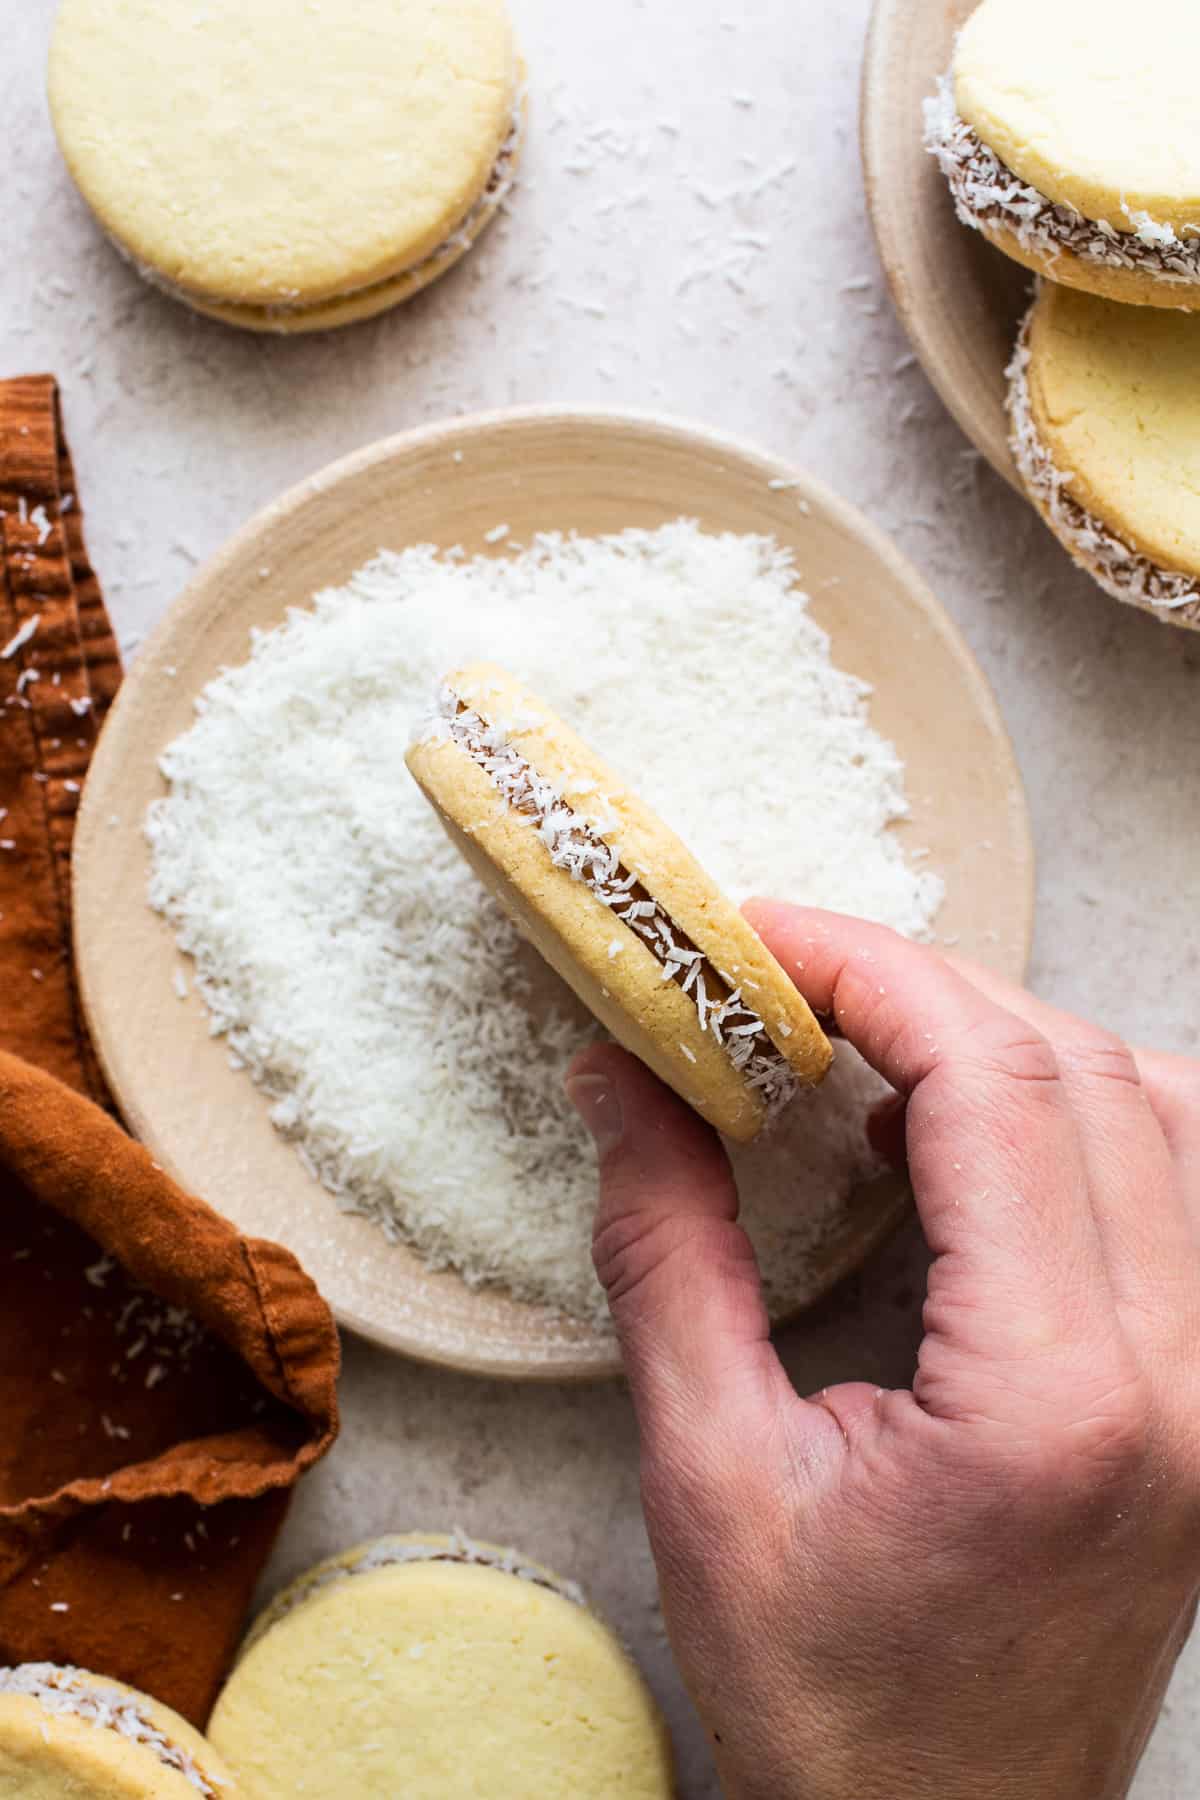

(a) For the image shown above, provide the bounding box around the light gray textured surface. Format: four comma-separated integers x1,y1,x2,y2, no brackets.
6,1,1199,1794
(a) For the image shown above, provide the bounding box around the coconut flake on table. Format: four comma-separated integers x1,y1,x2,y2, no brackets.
146,522,943,1325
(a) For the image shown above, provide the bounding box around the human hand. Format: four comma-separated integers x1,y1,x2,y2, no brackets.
566,905,1200,1800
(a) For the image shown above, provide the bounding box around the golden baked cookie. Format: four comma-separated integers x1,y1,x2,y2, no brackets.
1007,283,1200,630
926,0,1200,309
48,0,523,333
0,1664,237,1798
406,662,833,1143
208,1534,676,1800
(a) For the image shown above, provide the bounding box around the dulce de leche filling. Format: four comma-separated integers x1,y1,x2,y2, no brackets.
439,690,800,1121
924,77,1200,286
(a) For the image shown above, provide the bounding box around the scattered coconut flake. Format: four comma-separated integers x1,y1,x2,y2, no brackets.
1,616,40,660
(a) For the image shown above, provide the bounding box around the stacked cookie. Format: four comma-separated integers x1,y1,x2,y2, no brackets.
208,1534,676,1798
48,0,524,333
0,1666,237,1798
926,0,1200,627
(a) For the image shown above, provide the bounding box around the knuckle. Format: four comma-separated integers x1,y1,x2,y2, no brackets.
1049,1402,1150,1487
1056,1028,1142,1092
590,1207,679,1306
995,1392,1151,1514
959,1018,1062,1090
592,1209,747,1310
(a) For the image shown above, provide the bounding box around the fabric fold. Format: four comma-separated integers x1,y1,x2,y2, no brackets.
0,374,340,1725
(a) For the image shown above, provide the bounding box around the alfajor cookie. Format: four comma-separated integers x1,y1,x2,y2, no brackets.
48,0,523,334
0,1664,236,1798
1007,284,1200,629
208,1533,675,1800
926,0,1200,309
405,662,832,1144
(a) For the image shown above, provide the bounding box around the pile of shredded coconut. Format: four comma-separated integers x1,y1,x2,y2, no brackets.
147,522,943,1324
923,77,1200,286
1006,308,1200,621
0,1665,217,1795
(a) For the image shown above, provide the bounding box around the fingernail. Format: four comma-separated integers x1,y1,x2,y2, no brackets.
566,1074,625,1158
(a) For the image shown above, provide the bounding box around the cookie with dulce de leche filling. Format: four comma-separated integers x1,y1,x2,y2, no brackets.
405,661,833,1143
926,0,1200,309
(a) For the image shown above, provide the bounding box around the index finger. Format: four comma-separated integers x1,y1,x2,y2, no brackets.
744,902,1116,1397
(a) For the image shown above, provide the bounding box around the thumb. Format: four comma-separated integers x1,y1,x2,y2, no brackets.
567,1043,796,1472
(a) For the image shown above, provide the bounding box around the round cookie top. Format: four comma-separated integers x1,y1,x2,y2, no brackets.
48,0,517,309
1023,283,1200,578
0,1664,236,1798
405,662,832,1143
208,1534,675,1800
954,0,1200,232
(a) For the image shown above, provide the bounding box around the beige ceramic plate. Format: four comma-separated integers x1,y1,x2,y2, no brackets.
862,0,1029,488
74,410,1034,1381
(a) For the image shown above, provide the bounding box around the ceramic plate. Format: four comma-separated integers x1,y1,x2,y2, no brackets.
74,409,1034,1380
862,0,1028,488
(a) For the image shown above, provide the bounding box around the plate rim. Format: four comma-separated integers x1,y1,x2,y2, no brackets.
74,404,1036,1378
860,0,1023,493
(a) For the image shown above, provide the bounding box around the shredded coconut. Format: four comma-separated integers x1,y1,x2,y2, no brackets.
1,616,40,660
924,77,1200,287
0,1665,219,1795
1007,304,1200,622
146,523,943,1323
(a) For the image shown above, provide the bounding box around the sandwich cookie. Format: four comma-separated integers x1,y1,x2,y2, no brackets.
926,0,1200,309
208,1533,675,1800
48,0,524,334
1007,284,1200,629
405,663,833,1144
0,1664,236,1798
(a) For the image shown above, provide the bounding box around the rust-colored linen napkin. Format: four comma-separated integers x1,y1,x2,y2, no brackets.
0,375,340,1725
